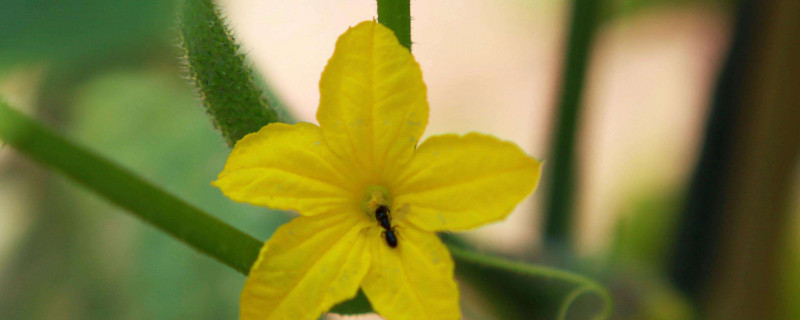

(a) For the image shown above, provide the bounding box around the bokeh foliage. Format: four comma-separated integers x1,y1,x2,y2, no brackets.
0,0,171,68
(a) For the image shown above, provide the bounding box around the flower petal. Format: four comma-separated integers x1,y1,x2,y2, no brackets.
317,21,428,181
213,122,358,216
361,226,460,320
241,214,371,320
393,133,542,231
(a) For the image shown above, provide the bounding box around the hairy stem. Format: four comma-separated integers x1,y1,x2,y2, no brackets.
178,0,286,146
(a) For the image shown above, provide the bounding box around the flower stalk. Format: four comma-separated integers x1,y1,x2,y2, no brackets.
377,0,412,50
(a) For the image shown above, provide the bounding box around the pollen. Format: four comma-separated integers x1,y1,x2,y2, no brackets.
363,185,391,217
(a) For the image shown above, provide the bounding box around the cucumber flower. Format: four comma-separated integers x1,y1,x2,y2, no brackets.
213,21,541,320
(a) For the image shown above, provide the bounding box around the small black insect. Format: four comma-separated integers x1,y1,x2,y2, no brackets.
382,227,398,248
375,205,398,248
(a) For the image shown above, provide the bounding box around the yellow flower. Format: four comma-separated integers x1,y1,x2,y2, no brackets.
213,21,542,320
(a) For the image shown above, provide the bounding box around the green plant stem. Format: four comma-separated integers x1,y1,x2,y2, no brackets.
178,0,285,146
0,100,263,274
376,0,411,50
543,0,600,246
1,100,610,317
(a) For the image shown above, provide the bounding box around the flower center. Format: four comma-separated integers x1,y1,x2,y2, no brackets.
362,186,399,248
362,185,391,217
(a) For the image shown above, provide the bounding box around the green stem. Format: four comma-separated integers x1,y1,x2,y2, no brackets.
376,0,411,50
543,0,600,245
0,100,262,275
1,100,611,317
178,0,286,146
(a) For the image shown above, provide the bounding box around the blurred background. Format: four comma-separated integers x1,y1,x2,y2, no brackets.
1,0,798,319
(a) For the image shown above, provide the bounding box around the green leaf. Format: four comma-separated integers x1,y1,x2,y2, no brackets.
178,0,288,146
444,237,613,320
329,290,372,314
